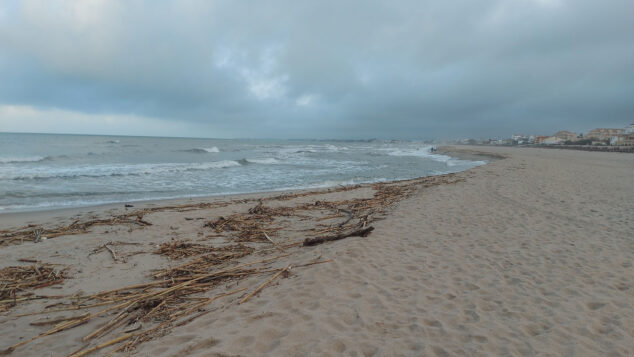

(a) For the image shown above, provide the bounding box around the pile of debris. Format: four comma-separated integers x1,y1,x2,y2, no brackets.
0,264,67,312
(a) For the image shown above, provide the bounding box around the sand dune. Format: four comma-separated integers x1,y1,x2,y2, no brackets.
1,146,632,356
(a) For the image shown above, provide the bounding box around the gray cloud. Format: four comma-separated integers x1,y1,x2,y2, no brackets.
1,0,633,139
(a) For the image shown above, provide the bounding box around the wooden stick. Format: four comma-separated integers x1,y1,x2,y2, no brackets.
239,265,291,304
89,280,173,297
14,301,112,317
82,306,132,341
29,313,89,326
293,259,333,268
104,245,117,262
68,333,133,357
316,213,343,221
142,300,166,321
263,232,275,244
303,226,374,246
338,209,354,227
170,287,245,320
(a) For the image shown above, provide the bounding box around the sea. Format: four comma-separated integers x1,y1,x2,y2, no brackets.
0,133,486,213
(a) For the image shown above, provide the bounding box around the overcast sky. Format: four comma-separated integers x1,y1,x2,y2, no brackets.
1,0,633,139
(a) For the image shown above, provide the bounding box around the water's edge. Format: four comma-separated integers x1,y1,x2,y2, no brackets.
0,155,489,229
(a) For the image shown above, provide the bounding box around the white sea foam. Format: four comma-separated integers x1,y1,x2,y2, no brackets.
446,159,487,167
386,146,486,168
0,156,46,164
273,144,345,157
311,178,359,187
189,160,239,170
244,158,279,164
181,146,220,153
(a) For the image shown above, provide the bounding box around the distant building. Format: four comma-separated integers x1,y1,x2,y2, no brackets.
542,136,564,145
587,128,623,140
610,133,634,146
534,135,549,144
490,139,511,145
625,123,634,134
511,134,529,144
553,131,579,142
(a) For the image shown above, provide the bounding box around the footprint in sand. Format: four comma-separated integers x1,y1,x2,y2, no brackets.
431,345,450,357
175,337,219,357
463,309,480,323
586,302,606,310
424,319,443,328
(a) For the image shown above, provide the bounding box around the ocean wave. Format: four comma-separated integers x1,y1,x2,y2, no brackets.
188,160,240,170
0,154,72,163
2,190,174,199
4,160,242,181
275,144,345,156
301,176,392,190
387,147,454,162
180,146,220,153
309,178,360,187
385,147,488,168
11,173,135,181
43,155,71,161
0,156,47,164
386,146,436,158
239,158,280,165
446,159,487,167
0,198,132,212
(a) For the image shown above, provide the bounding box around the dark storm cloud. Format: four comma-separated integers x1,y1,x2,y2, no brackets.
0,0,633,138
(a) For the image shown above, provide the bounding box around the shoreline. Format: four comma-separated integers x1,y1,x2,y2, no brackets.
0,172,467,240
0,148,496,229
435,145,509,161
1,146,632,356
445,143,634,154
0,136,487,217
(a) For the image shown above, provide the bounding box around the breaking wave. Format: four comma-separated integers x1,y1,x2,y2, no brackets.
180,147,220,153
239,158,280,165
5,160,242,181
0,155,73,164
0,156,47,164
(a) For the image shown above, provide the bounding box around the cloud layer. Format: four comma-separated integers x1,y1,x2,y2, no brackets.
1,0,633,138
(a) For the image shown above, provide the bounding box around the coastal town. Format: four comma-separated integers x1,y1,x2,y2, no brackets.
453,123,634,149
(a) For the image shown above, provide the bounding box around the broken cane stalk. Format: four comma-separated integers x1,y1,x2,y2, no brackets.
239,265,291,304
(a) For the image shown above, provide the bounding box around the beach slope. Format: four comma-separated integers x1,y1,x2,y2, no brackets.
1,146,632,356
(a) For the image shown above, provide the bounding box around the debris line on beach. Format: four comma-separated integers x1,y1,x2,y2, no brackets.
0,173,465,356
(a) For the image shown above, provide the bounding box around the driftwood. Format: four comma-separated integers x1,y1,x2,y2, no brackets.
239,265,292,304
263,232,275,244
303,226,375,246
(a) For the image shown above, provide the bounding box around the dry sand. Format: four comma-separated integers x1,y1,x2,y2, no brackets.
1,146,632,356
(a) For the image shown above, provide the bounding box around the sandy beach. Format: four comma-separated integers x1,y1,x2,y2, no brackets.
1,146,632,356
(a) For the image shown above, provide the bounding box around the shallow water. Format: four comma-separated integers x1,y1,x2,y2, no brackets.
0,133,485,212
